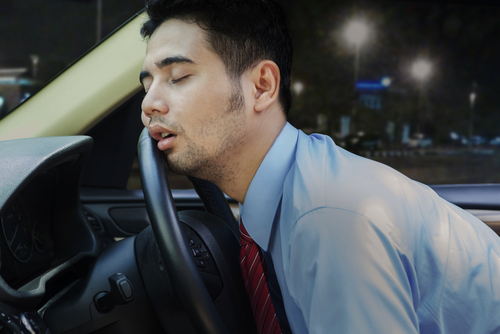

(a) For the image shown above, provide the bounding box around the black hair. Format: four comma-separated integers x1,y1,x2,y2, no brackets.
141,0,293,115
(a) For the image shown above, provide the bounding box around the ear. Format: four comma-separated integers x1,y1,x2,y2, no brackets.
250,60,280,113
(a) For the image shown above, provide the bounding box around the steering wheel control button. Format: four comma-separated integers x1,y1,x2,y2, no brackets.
192,248,203,257
196,260,206,268
0,314,26,334
178,222,220,275
94,273,134,313
181,225,220,275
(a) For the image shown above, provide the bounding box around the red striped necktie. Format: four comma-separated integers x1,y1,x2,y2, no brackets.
239,221,282,334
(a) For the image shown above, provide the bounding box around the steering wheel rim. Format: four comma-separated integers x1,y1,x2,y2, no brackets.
137,128,229,334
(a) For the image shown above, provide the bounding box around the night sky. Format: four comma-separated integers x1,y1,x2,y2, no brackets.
0,0,144,80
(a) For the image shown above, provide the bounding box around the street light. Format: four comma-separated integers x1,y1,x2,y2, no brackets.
293,81,304,96
381,77,392,87
469,82,477,147
343,19,371,133
30,55,39,79
344,20,370,88
410,59,433,133
410,60,432,82
344,20,370,48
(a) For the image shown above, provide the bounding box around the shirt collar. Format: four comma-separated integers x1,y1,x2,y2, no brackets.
240,122,298,251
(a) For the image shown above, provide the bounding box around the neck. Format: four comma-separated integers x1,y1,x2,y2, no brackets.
217,113,286,204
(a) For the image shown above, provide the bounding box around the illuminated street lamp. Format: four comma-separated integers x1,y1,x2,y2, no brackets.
343,19,371,132
381,77,392,87
293,81,304,96
410,60,432,82
410,59,433,133
344,20,370,49
344,20,370,88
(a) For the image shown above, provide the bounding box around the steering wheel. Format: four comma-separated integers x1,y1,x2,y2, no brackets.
137,128,229,334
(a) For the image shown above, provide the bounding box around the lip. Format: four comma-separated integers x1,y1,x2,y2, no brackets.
148,124,178,151
157,134,177,151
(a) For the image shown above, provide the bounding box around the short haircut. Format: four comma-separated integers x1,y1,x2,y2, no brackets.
141,0,293,116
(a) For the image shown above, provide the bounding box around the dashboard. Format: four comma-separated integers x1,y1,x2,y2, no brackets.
0,135,165,334
0,136,100,309
0,171,56,289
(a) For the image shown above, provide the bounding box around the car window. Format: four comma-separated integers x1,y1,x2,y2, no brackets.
2,0,499,189
129,0,500,189
275,0,500,185
0,0,143,119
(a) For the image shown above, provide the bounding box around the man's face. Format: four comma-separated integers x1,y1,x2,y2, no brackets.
140,19,247,182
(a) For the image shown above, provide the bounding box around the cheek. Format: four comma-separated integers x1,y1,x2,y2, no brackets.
182,109,225,150
177,75,234,138
185,90,227,123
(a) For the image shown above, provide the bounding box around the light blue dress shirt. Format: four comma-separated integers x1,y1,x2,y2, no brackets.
239,122,500,333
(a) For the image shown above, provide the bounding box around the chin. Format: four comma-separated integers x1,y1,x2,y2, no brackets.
164,155,195,177
164,154,182,174
163,147,212,180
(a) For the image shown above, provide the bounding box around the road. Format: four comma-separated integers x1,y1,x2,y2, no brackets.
370,148,500,185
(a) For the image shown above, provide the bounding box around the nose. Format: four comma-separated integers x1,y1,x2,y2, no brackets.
141,85,169,118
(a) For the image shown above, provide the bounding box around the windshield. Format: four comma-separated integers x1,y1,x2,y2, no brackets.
2,0,500,187
0,0,143,119
279,0,500,185
145,0,500,189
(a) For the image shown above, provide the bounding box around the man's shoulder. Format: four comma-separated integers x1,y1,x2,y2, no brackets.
286,130,409,202
293,130,391,176
281,131,424,228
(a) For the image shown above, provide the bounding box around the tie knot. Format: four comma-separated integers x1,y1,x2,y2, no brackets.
239,221,253,246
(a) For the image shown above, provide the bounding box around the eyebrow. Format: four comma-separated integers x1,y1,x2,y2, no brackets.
139,55,195,86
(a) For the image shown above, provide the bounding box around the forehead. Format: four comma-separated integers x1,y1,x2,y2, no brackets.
144,19,211,67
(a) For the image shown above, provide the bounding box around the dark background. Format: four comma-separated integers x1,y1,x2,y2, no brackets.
0,0,144,82
2,0,499,138
276,0,500,140
2,0,500,185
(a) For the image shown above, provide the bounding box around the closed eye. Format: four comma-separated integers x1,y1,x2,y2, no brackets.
172,75,190,84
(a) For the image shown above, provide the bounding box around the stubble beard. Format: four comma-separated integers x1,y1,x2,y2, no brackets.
164,84,246,185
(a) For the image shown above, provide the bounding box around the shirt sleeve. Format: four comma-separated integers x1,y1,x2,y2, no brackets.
285,207,419,334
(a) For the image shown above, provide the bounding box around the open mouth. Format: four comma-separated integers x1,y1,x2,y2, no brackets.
156,132,177,151
161,133,176,139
